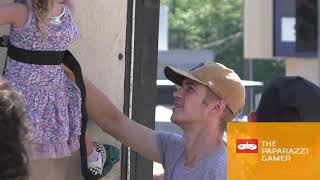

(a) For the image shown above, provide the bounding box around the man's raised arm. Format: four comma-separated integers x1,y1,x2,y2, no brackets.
84,78,161,163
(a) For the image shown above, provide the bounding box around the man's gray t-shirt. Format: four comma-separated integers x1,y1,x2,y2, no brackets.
156,132,226,180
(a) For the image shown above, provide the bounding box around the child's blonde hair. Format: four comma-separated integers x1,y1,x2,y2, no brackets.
31,0,54,30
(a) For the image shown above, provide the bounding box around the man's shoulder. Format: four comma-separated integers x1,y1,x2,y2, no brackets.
178,149,226,180
156,131,184,163
202,148,226,180
205,147,226,166
157,131,183,144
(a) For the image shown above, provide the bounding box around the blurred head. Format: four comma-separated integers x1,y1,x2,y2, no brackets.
251,76,320,122
0,80,28,179
164,62,245,132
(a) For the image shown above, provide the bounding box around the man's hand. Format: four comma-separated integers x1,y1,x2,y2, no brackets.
63,65,75,81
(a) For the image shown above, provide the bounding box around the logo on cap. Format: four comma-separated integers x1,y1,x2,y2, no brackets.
207,81,214,87
236,139,258,153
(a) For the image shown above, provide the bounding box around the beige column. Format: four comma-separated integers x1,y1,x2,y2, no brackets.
244,0,273,59
286,58,320,86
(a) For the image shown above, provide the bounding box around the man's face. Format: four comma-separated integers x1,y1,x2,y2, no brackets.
171,78,209,126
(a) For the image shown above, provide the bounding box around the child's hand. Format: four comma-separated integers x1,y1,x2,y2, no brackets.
63,65,75,81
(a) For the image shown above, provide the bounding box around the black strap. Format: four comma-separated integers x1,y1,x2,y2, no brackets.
62,51,92,180
3,43,95,180
7,44,65,65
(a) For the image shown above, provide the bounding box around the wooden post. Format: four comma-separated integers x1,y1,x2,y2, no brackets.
131,0,160,179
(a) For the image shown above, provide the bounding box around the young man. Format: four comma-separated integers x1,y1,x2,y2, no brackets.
84,62,245,179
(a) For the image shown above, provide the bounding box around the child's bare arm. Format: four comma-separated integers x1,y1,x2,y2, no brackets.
0,3,28,27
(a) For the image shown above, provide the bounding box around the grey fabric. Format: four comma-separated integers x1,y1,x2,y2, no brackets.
156,132,226,180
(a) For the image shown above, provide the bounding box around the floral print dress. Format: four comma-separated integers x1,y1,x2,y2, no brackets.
3,1,82,159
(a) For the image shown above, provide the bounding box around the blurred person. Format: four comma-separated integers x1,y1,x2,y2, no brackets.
248,76,320,122
0,79,28,180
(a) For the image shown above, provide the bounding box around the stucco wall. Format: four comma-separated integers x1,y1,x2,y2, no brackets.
0,0,127,179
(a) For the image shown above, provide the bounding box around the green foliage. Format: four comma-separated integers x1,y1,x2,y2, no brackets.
162,0,242,50
253,59,285,93
161,0,285,93
215,36,244,79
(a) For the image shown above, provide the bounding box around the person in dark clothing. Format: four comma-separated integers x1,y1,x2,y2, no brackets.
248,76,320,122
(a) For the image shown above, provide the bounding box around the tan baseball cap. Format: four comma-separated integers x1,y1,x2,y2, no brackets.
164,62,245,116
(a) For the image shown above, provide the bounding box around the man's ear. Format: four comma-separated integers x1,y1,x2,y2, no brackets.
212,100,227,113
248,112,256,122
